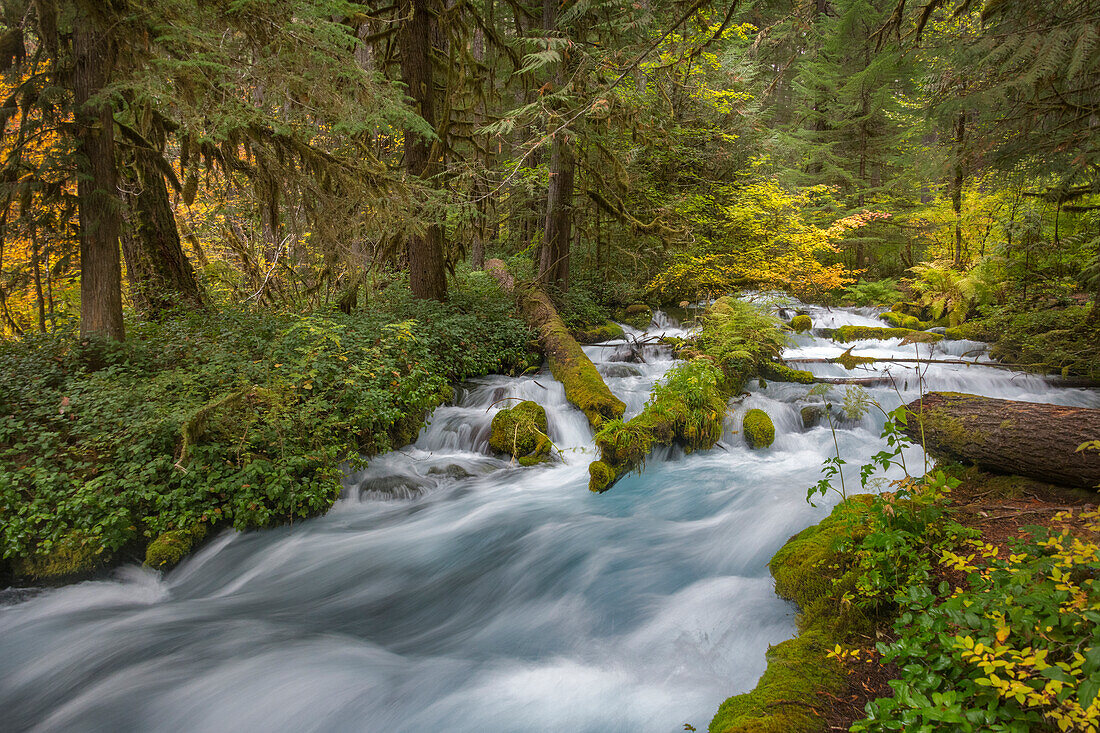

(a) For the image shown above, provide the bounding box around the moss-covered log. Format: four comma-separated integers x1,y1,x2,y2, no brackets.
828,325,943,344
589,358,735,492
903,392,1100,489
486,259,625,429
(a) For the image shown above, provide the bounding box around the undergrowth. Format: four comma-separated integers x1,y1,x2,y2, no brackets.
0,272,532,576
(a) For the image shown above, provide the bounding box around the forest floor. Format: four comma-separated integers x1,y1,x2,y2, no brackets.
822,469,1099,731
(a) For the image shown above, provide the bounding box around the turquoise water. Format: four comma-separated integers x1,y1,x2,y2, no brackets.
2,303,1097,732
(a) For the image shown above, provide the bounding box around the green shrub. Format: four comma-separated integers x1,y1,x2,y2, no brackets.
0,276,532,573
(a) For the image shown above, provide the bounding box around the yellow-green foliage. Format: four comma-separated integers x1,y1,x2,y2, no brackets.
573,321,626,344
742,409,775,448
832,325,943,344
790,314,813,332
15,532,104,579
646,181,860,304
144,523,208,569
698,297,789,378
710,498,874,733
489,400,551,460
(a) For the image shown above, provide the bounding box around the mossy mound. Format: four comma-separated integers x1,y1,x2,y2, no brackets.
145,523,208,569
617,303,654,330
881,311,905,328
742,409,775,448
710,497,875,733
489,400,551,460
709,630,844,733
832,325,943,344
572,321,626,344
789,314,813,333
15,532,105,580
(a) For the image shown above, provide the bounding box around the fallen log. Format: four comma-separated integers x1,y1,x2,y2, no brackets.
902,392,1100,489
486,259,625,429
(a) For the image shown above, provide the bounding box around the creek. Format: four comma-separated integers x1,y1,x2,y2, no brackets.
2,300,1099,732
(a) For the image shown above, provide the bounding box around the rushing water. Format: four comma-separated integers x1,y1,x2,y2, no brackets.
3,301,1099,733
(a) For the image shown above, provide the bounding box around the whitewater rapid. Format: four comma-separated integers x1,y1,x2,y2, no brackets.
2,300,1098,732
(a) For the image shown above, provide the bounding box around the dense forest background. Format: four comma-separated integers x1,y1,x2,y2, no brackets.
0,0,1097,339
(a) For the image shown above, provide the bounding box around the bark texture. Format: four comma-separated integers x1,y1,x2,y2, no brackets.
903,392,1100,489
120,153,206,317
73,19,123,340
400,0,447,301
486,258,624,430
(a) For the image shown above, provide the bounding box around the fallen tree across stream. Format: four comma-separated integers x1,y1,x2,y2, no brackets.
903,392,1100,489
485,259,625,430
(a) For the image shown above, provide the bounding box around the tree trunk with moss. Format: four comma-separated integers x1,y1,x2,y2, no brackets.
485,258,624,430
903,392,1100,489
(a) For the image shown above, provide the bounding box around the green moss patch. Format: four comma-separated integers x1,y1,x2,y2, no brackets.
14,532,105,580
762,361,815,384
489,400,551,461
743,409,775,448
145,523,208,569
709,497,875,733
616,303,654,330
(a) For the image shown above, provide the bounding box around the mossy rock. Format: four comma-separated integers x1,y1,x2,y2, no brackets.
573,321,626,344
15,532,106,580
800,404,824,429
145,523,208,569
588,460,615,493
943,326,967,340
789,314,813,333
489,400,551,460
743,409,775,449
617,303,654,330
881,311,905,328
832,325,943,344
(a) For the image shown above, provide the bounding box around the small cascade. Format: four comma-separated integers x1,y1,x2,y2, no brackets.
2,302,1098,733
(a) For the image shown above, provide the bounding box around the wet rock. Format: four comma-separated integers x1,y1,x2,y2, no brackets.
800,404,825,429
489,400,551,461
599,363,643,379
427,464,474,480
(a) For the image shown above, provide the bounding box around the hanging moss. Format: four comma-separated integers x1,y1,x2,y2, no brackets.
790,314,813,333
742,409,775,448
832,325,943,344
489,400,551,460
145,523,208,569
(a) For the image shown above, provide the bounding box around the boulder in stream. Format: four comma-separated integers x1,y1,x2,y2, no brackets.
489,400,552,464
743,409,776,449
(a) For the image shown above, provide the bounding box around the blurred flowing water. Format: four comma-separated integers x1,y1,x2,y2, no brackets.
3,300,1099,732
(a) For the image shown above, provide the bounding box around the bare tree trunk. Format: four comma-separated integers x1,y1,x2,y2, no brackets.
537,0,574,292
119,152,206,317
952,112,967,267
30,228,45,332
400,0,447,301
74,18,123,341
